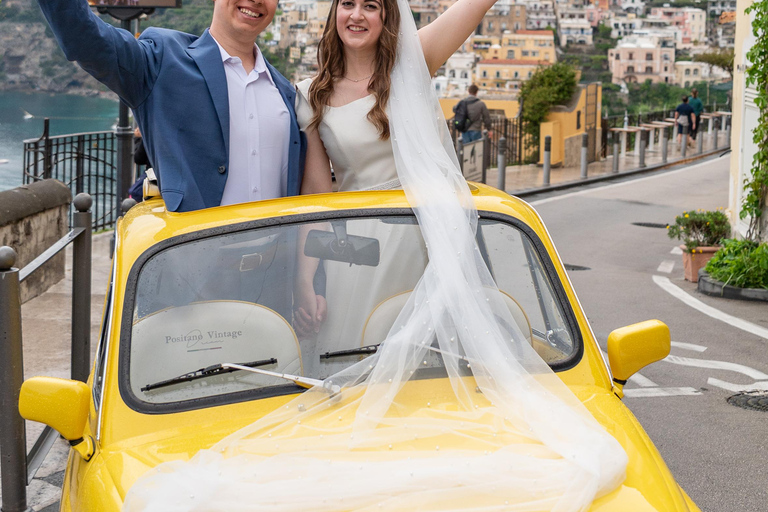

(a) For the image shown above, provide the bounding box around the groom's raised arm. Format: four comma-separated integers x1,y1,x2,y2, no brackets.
37,0,160,108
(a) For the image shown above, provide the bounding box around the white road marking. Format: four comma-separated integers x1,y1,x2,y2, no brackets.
624,387,701,398
707,378,768,393
657,260,675,273
670,246,683,255
670,341,708,352
629,373,657,387
529,156,728,206
664,355,768,379
652,275,768,340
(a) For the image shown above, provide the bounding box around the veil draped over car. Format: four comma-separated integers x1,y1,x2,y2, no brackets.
123,0,628,509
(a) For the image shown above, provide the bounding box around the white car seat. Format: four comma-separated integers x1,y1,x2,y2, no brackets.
130,301,301,402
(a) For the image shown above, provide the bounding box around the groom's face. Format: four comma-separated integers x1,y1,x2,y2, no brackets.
212,0,278,44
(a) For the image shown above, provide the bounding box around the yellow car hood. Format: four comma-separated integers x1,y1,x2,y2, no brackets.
97,384,697,511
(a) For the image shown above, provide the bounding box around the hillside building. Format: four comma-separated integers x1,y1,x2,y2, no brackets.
608,36,676,84
648,7,707,46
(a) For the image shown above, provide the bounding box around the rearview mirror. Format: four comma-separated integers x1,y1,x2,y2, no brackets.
19,377,90,441
304,229,380,267
607,320,670,398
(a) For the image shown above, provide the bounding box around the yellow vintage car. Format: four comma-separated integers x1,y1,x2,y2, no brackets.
20,184,700,511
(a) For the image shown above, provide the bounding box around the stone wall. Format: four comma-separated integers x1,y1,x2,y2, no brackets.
562,134,583,168
0,180,71,303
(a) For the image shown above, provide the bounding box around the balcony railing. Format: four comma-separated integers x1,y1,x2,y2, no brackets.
23,119,118,232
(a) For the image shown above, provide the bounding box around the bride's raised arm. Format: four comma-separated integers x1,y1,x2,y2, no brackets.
418,0,498,76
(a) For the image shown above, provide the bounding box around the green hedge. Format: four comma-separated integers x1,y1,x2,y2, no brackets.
705,239,768,289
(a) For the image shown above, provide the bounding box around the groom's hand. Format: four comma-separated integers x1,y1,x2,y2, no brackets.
294,294,327,338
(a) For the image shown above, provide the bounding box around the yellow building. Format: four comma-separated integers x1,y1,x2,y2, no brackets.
438,98,519,121
729,0,766,240
539,83,602,167
307,18,326,42
500,30,556,62
471,36,502,60
316,0,332,20
476,59,551,91
473,31,556,63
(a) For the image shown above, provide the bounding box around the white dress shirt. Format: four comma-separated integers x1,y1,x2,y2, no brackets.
215,39,290,205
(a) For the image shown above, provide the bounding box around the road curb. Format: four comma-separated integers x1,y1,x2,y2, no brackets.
512,147,730,197
697,270,768,303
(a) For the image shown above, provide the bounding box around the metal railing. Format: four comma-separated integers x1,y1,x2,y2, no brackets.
450,115,537,166
23,118,117,231
601,103,723,157
0,194,92,512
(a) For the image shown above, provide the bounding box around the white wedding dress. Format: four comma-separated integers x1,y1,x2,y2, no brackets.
295,79,400,191
295,80,429,377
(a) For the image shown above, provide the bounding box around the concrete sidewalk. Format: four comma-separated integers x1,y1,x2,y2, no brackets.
0,128,735,510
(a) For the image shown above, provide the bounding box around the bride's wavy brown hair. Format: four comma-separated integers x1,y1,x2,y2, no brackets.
308,0,400,140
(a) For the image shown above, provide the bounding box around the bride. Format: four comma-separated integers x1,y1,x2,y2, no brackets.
123,0,629,509
291,0,496,346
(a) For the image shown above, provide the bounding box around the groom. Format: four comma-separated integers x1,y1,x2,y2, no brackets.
37,0,304,213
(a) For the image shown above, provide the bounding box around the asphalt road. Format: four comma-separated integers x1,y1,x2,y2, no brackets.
528,155,768,512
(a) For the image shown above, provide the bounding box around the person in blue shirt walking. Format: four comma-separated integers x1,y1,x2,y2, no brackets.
675,95,696,148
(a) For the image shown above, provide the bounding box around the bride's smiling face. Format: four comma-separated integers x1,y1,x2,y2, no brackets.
336,0,385,53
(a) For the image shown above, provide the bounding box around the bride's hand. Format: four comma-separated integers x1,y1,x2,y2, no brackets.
294,289,327,338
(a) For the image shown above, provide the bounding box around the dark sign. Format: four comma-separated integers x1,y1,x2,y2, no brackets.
88,0,181,8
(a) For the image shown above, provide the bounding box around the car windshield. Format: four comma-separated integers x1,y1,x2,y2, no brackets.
127,213,577,406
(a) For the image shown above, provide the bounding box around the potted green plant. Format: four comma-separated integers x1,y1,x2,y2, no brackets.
667,209,730,282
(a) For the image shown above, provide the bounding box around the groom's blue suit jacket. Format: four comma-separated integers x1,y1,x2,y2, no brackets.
38,0,305,212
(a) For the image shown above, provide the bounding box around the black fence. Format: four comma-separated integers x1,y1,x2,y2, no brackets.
23,119,117,231
450,114,538,166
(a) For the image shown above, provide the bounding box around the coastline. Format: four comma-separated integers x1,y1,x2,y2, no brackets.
0,86,119,102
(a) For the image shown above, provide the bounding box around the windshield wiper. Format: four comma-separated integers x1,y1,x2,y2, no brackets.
141,358,277,392
320,342,473,364
219,363,340,393
320,343,380,360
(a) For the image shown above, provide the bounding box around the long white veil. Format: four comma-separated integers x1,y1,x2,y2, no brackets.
122,1,627,510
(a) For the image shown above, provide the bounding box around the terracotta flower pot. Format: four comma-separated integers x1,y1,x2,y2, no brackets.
681,245,719,283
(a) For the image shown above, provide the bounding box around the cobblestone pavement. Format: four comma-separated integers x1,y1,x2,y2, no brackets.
0,132,731,510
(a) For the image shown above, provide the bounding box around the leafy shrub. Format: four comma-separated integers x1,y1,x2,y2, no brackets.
667,209,730,252
519,63,578,159
705,239,768,289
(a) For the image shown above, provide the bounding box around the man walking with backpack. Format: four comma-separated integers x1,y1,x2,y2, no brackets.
453,85,492,144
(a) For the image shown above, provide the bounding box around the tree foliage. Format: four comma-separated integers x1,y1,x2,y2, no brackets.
602,80,730,116
519,63,578,155
141,0,214,36
743,1,768,240
693,49,735,79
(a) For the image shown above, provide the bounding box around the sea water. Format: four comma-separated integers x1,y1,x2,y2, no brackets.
0,91,118,192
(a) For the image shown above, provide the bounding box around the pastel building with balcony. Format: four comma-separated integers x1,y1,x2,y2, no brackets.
648,7,707,46
608,36,676,85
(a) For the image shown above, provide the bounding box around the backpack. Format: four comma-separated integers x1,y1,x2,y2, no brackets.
453,99,471,133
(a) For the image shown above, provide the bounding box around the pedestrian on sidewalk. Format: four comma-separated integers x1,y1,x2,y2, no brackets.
675,95,696,148
453,85,492,144
689,89,704,141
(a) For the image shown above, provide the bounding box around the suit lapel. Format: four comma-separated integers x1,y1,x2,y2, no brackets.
265,59,295,113
187,29,230,158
